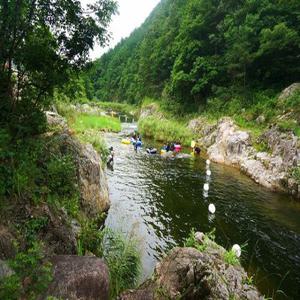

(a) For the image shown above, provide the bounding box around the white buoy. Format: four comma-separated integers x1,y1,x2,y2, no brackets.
206,159,211,165
232,244,241,257
208,203,216,214
206,169,211,176
203,183,209,191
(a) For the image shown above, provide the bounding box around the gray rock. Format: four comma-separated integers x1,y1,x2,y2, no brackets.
50,133,110,217
0,259,14,279
278,83,300,101
43,255,109,300
120,244,262,300
45,111,67,129
255,115,265,124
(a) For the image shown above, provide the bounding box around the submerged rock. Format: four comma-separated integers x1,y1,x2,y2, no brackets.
43,255,109,300
120,241,262,300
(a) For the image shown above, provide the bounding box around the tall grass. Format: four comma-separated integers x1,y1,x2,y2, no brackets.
102,229,141,299
72,114,121,133
138,116,193,146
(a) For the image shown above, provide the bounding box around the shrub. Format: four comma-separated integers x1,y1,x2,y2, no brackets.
0,242,52,300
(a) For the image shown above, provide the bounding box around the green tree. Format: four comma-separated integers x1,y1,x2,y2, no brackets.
0,0,117,137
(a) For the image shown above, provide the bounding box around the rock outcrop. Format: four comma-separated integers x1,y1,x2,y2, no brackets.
121,239,262,300
44,255,109,300
48,132,110,217
188,115,300,195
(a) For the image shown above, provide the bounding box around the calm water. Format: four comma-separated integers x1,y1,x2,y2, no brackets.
105,123,300,299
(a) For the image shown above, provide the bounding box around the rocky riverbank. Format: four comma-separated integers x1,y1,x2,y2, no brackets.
139,84,300,198
120,232,262,300
188,116,300,196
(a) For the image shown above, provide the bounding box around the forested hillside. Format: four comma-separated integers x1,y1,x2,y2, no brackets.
85,0,300,110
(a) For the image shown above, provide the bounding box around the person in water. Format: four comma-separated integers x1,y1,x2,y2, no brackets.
134,135,142,152
107,146,114,166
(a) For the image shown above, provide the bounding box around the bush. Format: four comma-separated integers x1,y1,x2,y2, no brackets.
0,242,52,300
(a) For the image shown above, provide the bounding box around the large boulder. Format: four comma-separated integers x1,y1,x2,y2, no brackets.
207,118,251,166
44,255,109,300
0,259,14,280
49,132,110,217
120,244,262,300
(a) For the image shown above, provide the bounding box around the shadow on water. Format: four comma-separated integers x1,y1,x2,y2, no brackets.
105,123,300,299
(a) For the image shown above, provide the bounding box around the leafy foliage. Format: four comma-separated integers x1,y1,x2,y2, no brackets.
0,0,117,138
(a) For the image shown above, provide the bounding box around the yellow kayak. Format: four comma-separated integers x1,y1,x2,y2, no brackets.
161,149,167,154
121,139,131,145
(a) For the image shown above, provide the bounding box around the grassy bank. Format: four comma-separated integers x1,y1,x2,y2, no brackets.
72,114,121,133
138,115,193,146
56,102,121,160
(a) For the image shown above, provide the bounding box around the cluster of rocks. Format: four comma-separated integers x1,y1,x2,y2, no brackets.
120,233,262,300
188,116,300,195
188,84,300,197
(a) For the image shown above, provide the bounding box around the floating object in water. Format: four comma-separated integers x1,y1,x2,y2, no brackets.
121,139,131,144
147,148,157,154
191,140,196,148
232,244,241,257
206,169,212,176
161,149,167,154
203,183,209,191
206,159,211,165
208,203,216,214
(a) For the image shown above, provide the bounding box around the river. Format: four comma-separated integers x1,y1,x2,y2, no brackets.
105,122,300,299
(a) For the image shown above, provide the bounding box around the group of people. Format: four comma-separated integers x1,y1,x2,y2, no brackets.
108,137,202,166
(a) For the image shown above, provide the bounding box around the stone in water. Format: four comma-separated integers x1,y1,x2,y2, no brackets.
232,244,241,257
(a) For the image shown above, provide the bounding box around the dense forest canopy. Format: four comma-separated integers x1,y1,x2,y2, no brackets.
85,0,300,109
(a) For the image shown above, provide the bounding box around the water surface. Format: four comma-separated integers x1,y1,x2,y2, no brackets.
105,123,300,299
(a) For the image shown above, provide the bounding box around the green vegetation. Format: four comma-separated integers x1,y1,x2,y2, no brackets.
224,249,240,266
139,116,192,146
0,242,53,300
72,114,121,133
84,0,300,109
82,0,300,144
184,228,216,252
96,101,137,116
102,230,141,299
